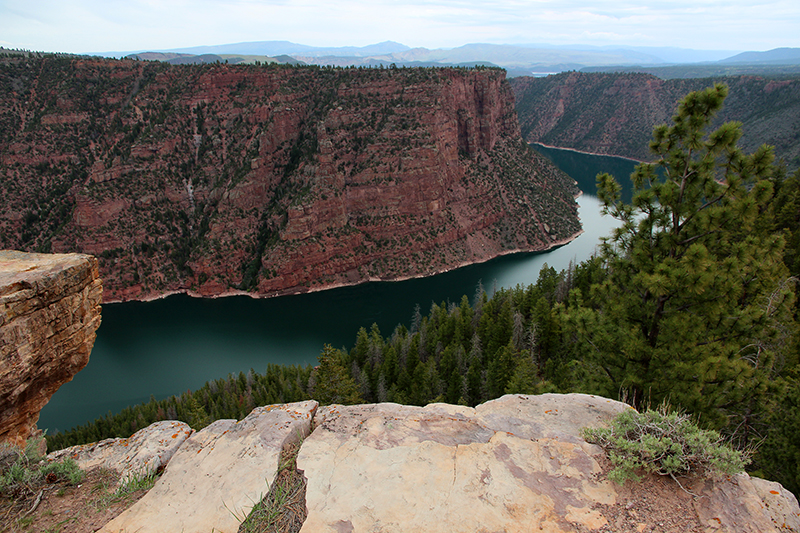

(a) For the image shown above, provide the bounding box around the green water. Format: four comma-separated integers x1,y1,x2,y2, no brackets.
38,147,639,433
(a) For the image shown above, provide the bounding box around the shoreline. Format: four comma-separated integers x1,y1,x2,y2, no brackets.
103,227,585,305
531,142,648,164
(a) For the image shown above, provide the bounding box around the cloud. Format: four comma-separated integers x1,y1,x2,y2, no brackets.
0,0,797,54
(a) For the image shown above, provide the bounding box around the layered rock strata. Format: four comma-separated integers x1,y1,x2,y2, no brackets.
50,394,800,533
0,250,102,447
0,56,581,302
510,71,800,165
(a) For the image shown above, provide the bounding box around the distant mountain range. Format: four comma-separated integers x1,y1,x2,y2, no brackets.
720,47,800,65
108,41,800,78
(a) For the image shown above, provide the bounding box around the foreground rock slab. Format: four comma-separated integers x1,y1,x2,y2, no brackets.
297,394,629,533
47,420,193,485
100,400,318,533
297,393,800,533
0,250,102,447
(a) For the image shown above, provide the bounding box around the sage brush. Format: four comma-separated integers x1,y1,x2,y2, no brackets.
583,408,749,485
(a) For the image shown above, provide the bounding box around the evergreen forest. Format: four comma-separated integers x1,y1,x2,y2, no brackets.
45,84,800,498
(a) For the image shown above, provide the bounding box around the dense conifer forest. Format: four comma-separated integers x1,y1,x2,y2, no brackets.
46,85,800,498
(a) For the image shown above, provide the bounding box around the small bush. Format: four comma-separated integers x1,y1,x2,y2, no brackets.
583,407,749,485
39,459,85,486
0,436,84,498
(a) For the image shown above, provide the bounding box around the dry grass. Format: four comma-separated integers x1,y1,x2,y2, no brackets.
0,468,155,533
238,439,307,533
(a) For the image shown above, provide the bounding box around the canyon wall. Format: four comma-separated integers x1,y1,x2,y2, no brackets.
0,250,102,447
0,57,580,302
510,71,800,167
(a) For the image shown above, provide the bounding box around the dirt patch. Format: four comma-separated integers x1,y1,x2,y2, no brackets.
0,468,150,533
587,456,706,533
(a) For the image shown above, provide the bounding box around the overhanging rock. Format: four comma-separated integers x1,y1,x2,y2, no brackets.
0,250,102,447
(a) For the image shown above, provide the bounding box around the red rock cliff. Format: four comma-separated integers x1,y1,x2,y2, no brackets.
0,57,580,301
510,71,800,164
0,250,102,447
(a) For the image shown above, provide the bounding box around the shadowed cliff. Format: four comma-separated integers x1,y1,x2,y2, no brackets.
511,71,800,168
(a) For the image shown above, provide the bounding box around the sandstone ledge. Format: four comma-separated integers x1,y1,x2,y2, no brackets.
48,394,800,533
0,250,102,447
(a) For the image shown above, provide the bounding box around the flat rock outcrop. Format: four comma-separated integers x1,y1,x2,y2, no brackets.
47,420,193,486
298,394,629,533
99,400,317,533
0,56,581,302
0,250,102,447
50,394,800,532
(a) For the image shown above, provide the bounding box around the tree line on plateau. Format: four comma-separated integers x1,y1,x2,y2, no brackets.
46,84,800,497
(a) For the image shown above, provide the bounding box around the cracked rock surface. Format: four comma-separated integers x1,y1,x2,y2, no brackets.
100,400,317,533
297,394,630,533
40,394,800,532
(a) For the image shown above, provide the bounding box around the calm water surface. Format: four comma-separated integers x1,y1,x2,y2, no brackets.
38,146,638,433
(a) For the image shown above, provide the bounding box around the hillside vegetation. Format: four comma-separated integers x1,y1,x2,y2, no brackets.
511,71,800,168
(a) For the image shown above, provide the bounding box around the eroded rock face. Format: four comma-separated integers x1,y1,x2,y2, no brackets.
510,71,800,164
100,400,318,533
0,57,581,302
0,250,102,447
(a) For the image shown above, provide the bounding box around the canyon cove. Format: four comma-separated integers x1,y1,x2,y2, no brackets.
39,147,635,433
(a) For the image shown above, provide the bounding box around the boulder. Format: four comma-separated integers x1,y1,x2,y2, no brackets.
750,477,800,531
47,420,193,485
691,473,800,532
0,250,102,447
100,400,318,533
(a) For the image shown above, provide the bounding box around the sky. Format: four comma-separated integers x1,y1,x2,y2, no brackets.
1,0,798,56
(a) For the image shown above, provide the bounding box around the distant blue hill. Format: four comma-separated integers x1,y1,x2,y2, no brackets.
720,47,800,65
106,41,798,76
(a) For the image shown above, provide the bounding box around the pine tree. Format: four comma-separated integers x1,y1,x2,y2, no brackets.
310,345,363,406
562,83,796,431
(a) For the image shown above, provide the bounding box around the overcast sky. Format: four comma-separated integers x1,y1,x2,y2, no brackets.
1,0,798,55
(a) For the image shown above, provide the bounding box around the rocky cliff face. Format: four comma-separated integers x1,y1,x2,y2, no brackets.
50,394,800,533
510,72,800,166
0,250,102,447
0,56,580,302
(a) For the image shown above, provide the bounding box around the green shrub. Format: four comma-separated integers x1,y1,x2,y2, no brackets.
0,436,84,497
39,458,85,486
583,407,749,485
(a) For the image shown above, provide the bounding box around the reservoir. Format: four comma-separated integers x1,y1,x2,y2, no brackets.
38,146,639,433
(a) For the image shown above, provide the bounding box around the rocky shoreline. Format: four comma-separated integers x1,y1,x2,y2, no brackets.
104,226,586,304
